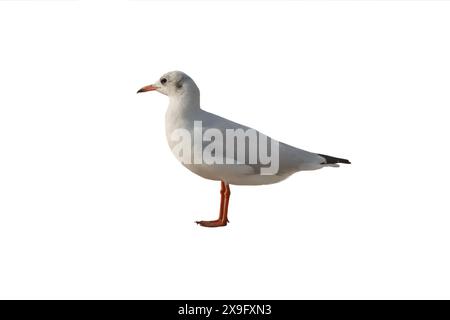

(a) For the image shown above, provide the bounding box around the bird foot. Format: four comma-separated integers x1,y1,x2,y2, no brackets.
195,219,229,228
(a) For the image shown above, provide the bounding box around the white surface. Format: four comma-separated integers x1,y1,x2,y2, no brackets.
0,1,449,299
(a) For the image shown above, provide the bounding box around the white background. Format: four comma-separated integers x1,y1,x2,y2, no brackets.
0,1,449,299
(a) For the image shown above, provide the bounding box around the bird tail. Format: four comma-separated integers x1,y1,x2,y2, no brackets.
317,153,351,165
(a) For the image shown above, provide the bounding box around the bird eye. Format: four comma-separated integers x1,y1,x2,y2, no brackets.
160,78,167,85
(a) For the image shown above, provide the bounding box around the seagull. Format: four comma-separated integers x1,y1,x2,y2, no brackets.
137,71,350,227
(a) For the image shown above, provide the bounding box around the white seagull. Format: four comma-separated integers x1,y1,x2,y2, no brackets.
138,71,350,227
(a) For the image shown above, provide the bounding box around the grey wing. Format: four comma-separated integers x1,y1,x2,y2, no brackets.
198,111,324,176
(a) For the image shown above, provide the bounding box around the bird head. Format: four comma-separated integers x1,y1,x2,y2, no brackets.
137,71,197,97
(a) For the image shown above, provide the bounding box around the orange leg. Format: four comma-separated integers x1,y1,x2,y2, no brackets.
196,181,230,228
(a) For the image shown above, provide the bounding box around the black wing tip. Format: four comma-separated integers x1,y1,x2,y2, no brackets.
318,153,351,165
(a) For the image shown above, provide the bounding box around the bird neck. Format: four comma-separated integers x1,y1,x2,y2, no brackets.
169,85,201,114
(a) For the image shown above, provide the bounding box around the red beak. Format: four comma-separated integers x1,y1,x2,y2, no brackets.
137,84,159,93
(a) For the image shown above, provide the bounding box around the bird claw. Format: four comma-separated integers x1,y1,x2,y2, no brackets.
195,219,228,228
